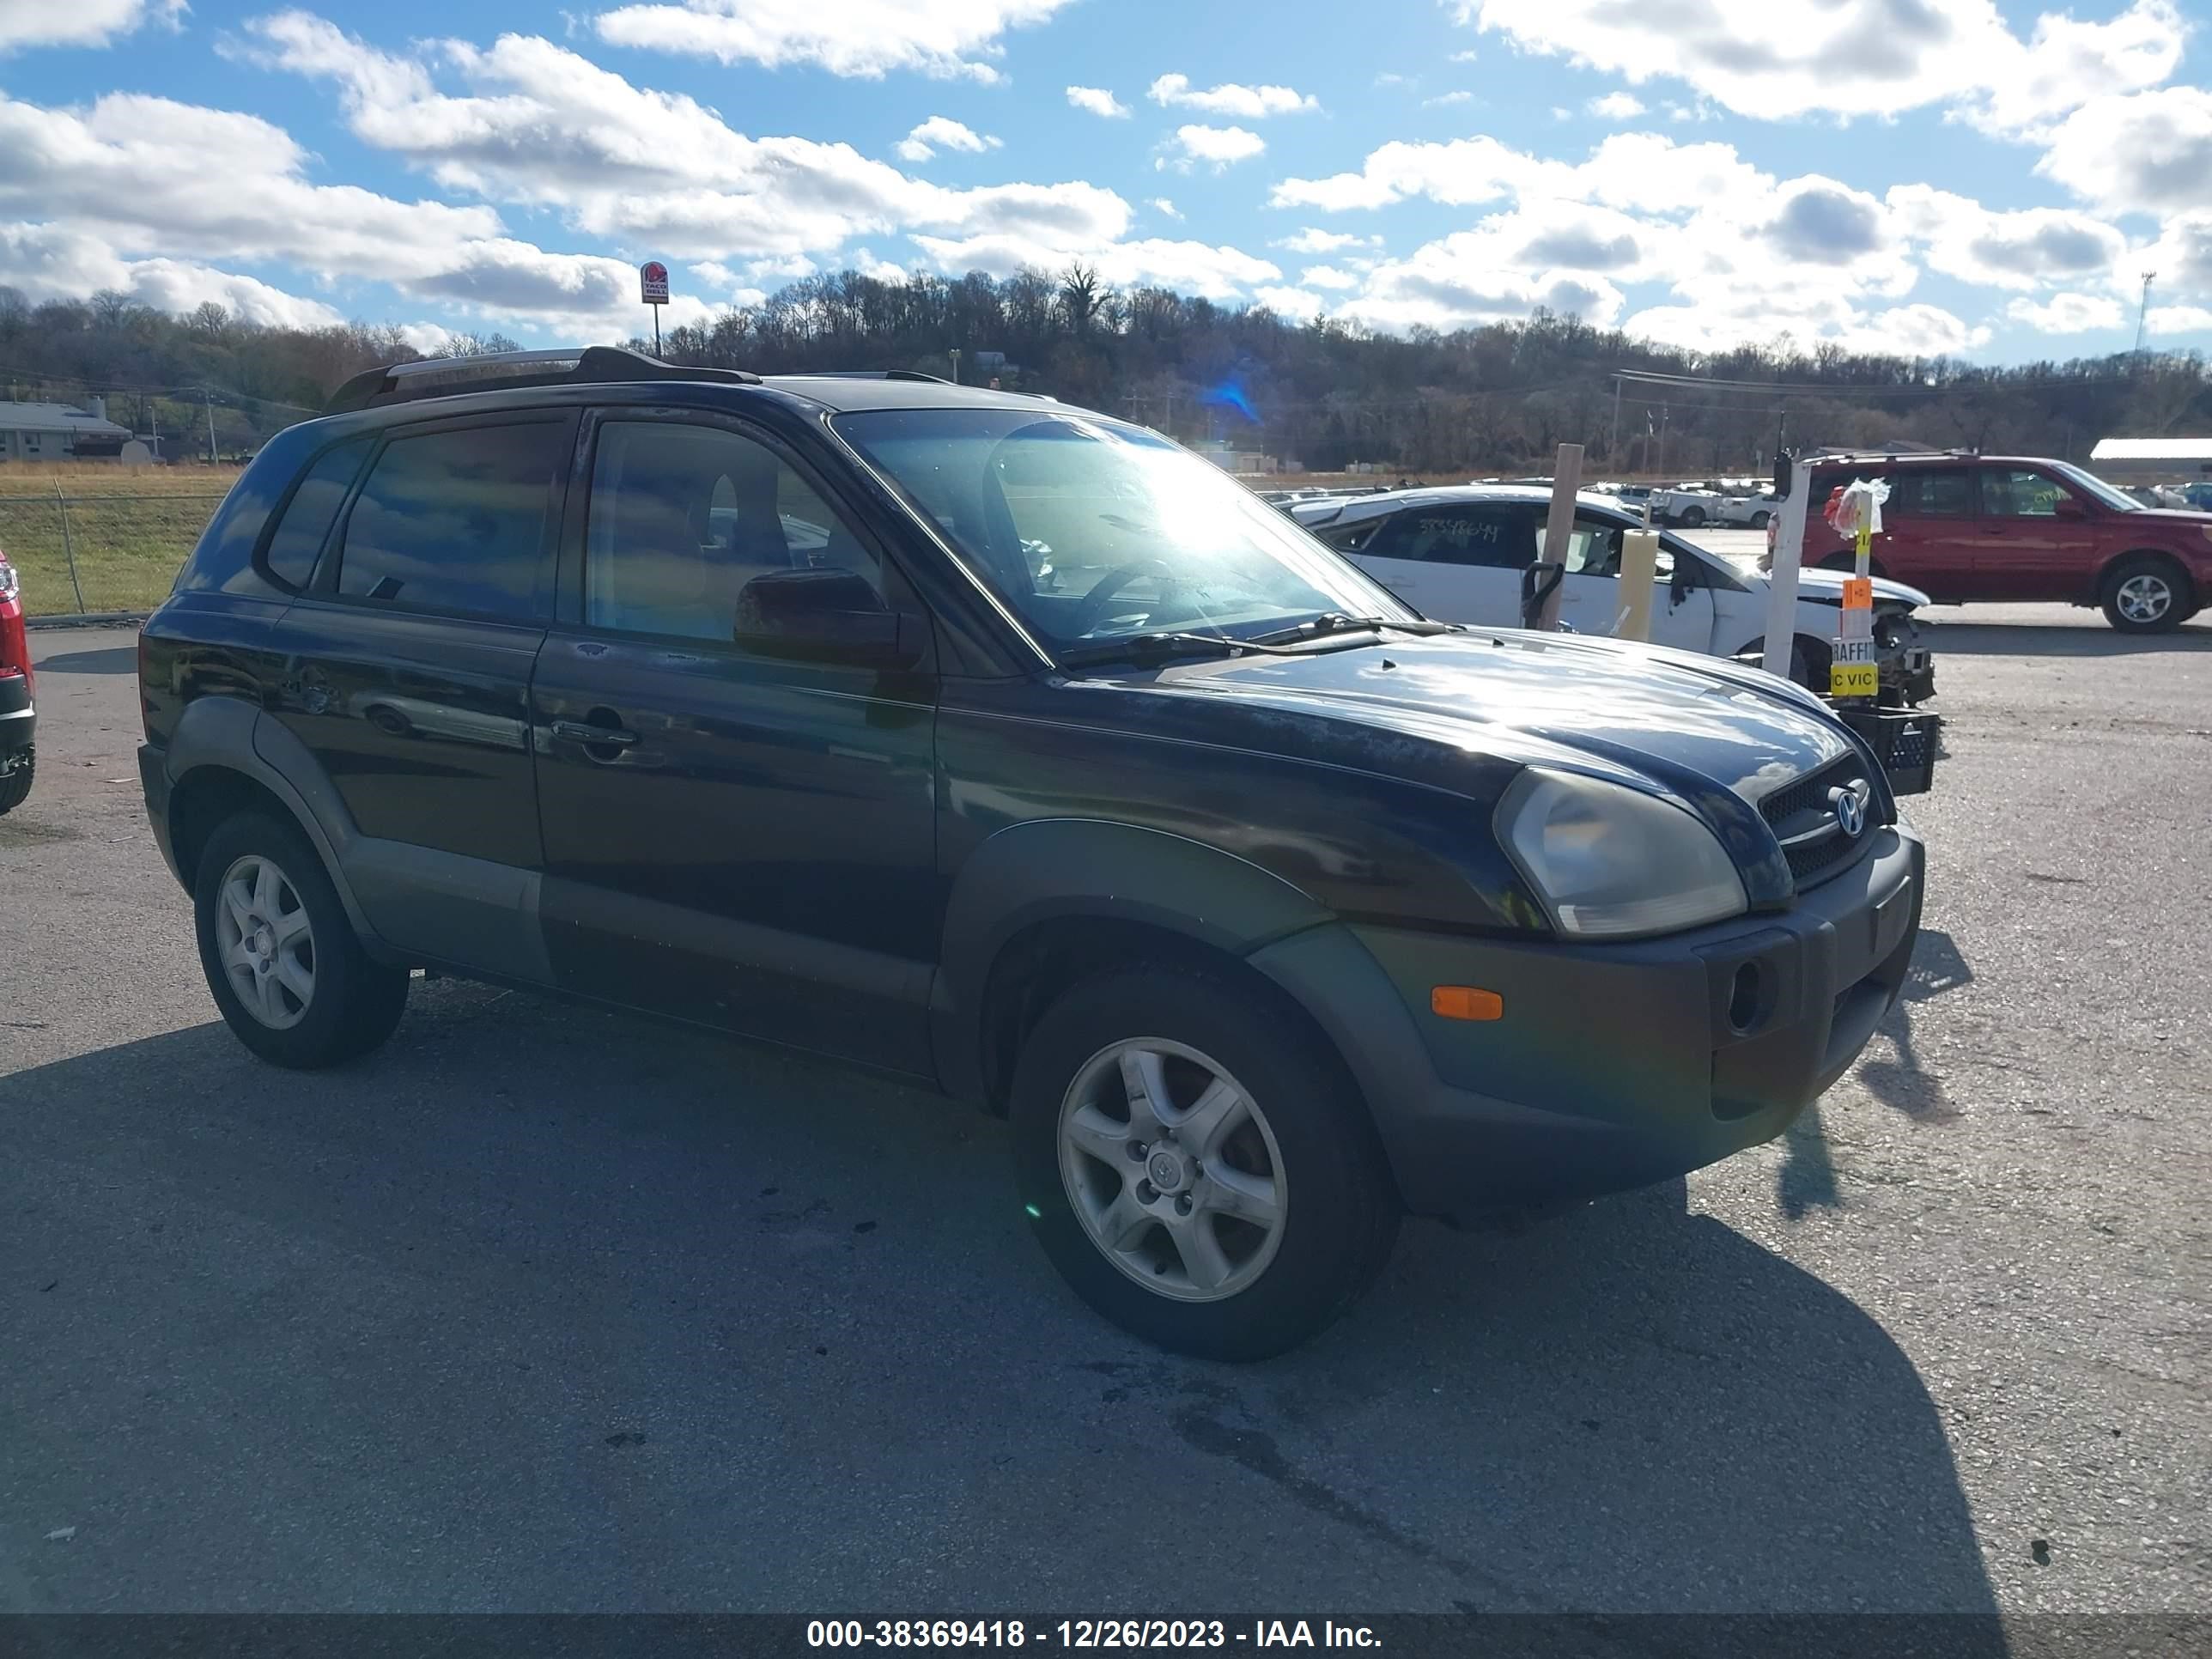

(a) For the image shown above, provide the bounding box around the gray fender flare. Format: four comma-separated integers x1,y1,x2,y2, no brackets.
932,818,1332,1101
162,696,383,945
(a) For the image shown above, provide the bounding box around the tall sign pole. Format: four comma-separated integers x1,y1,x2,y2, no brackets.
639,260,670,356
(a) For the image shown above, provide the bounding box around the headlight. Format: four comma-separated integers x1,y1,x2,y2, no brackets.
1496,769,1748,939
0,555,16,603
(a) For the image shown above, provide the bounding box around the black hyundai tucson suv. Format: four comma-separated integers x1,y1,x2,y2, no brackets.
137,348,1925,1359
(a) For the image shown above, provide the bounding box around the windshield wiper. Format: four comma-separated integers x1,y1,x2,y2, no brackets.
1056,631,1322,668
1245,612,1460,646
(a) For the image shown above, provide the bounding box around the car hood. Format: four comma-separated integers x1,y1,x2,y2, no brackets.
1787,566,1931,608
2115,507,2212,528
1142,629,1854,807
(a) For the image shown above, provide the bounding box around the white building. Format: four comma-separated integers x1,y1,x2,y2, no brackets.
0,397,145,462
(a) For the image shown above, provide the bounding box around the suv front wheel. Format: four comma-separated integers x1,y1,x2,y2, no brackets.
1012,963,1400,1360
2101,556,2191,634
193,812,410,1068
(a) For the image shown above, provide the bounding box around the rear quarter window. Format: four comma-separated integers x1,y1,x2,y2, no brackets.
260,438,374,590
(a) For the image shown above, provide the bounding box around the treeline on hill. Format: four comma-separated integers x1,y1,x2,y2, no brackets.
3,273,2206,475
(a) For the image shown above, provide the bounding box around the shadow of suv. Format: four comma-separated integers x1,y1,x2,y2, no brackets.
137,347,1924,1359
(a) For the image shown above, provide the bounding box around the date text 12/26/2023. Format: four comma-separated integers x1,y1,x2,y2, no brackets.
805,1620,1382,1648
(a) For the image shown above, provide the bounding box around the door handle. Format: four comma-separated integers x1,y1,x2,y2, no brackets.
551,719,638,748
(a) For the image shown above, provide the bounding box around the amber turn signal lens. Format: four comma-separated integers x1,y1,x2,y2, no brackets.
1431,986,1503,1021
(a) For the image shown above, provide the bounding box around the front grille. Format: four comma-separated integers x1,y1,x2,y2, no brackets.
1757,754,1876,889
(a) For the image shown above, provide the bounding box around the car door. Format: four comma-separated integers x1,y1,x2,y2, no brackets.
267,410,573,985
1343,501,1534,624
1874,465,1978,598
1554,513,1717,651
530,408,939,1076
1973,465,2102,600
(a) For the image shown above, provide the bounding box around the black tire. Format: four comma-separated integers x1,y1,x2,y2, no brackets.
1787,638,1822,692
1679,505,1706,528
0,750,30,817
1012,962,1401,1361
2100,555,2191,634
1749,510,1771,531
192,811,409,1068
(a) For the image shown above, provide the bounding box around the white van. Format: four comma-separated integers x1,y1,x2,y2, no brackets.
1290,485,1935,703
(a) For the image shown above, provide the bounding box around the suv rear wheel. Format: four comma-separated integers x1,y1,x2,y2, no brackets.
2101,556,2190,633
193,812,409,1068
1012,963,1400,1360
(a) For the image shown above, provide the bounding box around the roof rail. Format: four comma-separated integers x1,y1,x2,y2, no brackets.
324,345,760,416
797,369,953,384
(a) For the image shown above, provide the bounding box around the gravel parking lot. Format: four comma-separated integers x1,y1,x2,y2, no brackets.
3,610,2207,1620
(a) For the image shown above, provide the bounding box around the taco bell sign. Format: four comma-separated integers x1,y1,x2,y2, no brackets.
639,261,671,305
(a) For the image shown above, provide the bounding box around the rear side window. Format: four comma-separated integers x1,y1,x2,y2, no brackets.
1886,467,1972,517
261,438,372,589
1365,505,1537,568
334,422,566,617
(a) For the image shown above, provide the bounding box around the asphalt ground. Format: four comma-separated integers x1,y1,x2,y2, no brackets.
2,607,2206,1622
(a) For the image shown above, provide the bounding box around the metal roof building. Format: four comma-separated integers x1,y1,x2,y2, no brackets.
0,398,134,462
2088,437,2212,480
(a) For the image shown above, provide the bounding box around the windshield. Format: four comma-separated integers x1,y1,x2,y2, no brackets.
2045,459,2141,512
832,407,1413,656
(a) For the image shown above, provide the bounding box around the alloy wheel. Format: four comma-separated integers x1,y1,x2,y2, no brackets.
214,854,317,1030
2116,573,2172,623
1056,1038,1287,1303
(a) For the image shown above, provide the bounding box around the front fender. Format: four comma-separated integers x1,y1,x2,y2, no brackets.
932,817,1333,1100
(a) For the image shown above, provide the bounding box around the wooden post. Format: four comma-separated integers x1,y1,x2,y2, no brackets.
1531,442,1583,632
1762,459,1813,679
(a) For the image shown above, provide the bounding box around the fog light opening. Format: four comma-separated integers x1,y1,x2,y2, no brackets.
1728,963,1764,1034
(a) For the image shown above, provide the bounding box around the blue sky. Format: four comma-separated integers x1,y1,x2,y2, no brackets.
3,0,2208,362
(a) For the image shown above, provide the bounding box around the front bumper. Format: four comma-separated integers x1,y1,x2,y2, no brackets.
0,672,33,771
1253,825,1924,1218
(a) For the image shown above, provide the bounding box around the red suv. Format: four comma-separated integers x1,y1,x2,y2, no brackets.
1775,452,2212,633
0,548,33,814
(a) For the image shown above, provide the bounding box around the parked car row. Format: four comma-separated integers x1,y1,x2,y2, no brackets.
133,347,1926,1359
1287,485,1935,704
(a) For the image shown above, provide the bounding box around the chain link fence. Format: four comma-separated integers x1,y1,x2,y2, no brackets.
0,490,228,617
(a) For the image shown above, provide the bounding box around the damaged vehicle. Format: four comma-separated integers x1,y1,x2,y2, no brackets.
138,349,1924,1358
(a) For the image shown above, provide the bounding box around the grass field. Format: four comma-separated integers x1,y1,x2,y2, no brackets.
0,466,238,616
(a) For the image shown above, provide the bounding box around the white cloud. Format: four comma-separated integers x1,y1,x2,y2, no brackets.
1449,48,1479,63
1273,131,1770,216
1273,227,1377,255
2006,292,2126,331
1170,124,1266,170
0,224,343,328
1454,0,2185,134
247,14,1132,263
1424,91,1474,108
1253,285,1324,321
1340,239,1627,334
1588,92,1644,119
592,0,1077,82
2148,304,2212,333
1147,73,1318,118
1300,264,1360,290
896,115,1001,162
2036,85,2212,215
909,233,1279,299
847,246,910,281
0,0,184,52
1065,85,1129,118
1886,185,2126,291
1148,197,1181,220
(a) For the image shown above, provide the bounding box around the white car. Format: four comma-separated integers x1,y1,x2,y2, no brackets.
1290,485,1935,702
1710,489,1779,530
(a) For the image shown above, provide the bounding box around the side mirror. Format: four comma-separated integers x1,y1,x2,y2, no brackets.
2052,495,2088,521
1668,562,1692,604
734,568,921,668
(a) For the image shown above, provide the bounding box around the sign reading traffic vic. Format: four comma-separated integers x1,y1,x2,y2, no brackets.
639,261,671,305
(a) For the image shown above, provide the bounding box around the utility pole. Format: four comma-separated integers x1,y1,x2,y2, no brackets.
2135,271,2156,358
948,348,960,384
1608,377,1621,465
204,388,218,465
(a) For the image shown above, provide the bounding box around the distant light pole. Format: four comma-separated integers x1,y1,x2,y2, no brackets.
948,349,961,385
2135,270,2157,359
